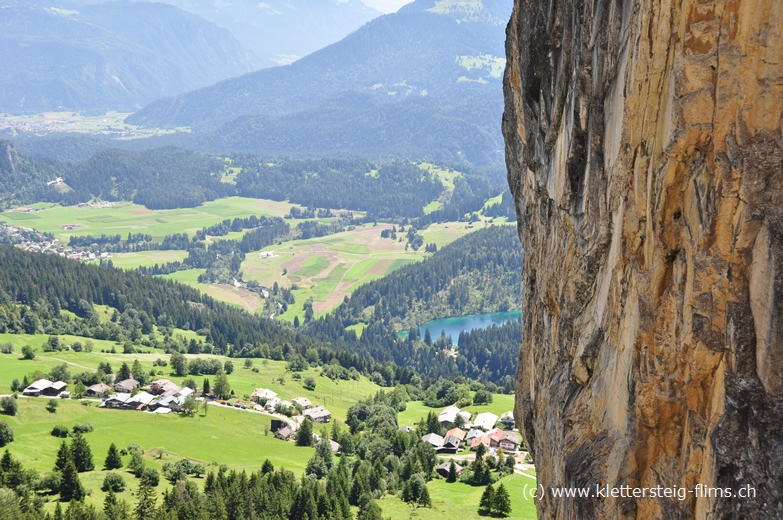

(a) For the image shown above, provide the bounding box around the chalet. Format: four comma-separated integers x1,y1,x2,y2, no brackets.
436,435,462,454
86,383,111,398
265,396,281,412
499,432,522,453
270,419,289,433
275,426,294,441
445,427,466,442
252,388,277,404
102,393,132,409
150,395,182,413
293,397,312,409
486,429,507,448
470,436,491,451
114,378,139,393
422,433,444,448
473,412,499,431
436,461,463,479
150,379,180,396
438,406,461,424
23,379,67,397
465,428,485,442
303,406,331,423
499,412,515,429
128,391,155,411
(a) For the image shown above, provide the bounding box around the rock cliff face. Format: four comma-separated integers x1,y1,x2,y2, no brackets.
502,0,783,518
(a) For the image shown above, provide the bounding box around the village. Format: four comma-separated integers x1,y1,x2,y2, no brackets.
0,221,112,261
19,377,523,464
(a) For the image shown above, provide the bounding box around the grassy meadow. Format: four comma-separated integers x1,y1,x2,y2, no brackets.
379,473,537,519
0,332,531,518
2,197,295,243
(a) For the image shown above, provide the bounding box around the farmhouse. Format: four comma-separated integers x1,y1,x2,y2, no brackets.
422,433,444,448
499,432,523,453
438,406,461,424
274,426,294,441
128,391,156,410
150,379,180,396
303,406,331,423
466,428,485,441
292,397,312,409
114,378,139,393
470,436,491,451
436,461,463,479
251,388,277,404
102,393,132,409
23,379,67,397
499,411,515,429
472,412,499,431
86,383,111,398
486,429,507,448
445,427,466,442
436,435,462,454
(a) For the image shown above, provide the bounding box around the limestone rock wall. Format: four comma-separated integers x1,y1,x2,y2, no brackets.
502,0,783,518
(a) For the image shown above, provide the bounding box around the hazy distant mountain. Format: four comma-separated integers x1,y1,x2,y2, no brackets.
146,0,384,67
127,0,512,164
0,3,259,114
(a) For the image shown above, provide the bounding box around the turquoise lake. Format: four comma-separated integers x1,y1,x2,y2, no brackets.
398,310,522,344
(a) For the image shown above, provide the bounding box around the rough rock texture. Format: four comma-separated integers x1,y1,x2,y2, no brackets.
502,0,783,518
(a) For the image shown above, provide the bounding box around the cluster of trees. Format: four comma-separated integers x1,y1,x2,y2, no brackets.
68,233,192,254
234,158,444,219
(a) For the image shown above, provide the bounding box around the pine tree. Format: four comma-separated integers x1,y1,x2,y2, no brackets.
447,460,458,483
478,484,494,516
70,432,94,472
492,483,512,517
202,378,210,396
296,418,314,447
476,441,487,461
118,362,131,382
357,499,383,520
54,440,70,471
134,481,157,520
53,501,63,520
418,484,432,507
105,443,123,470
104,489,131,520
59,459,84,502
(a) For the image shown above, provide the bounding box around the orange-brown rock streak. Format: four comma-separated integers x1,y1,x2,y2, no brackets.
502,0,783,518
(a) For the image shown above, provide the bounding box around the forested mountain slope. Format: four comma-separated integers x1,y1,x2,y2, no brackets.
125,0,512,164
0,3,258,113
0,141,230,209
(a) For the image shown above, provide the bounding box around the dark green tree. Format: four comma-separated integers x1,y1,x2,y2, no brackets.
54,440,70,471
117,362,132,382
492,483,511,517
478,484,494,515
59,459,84,502
134,480,157,520
418,484,432,507
105,443,123,470
202,378,210,396
70,432,94,472
296,418,314,447
447,460,458,483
